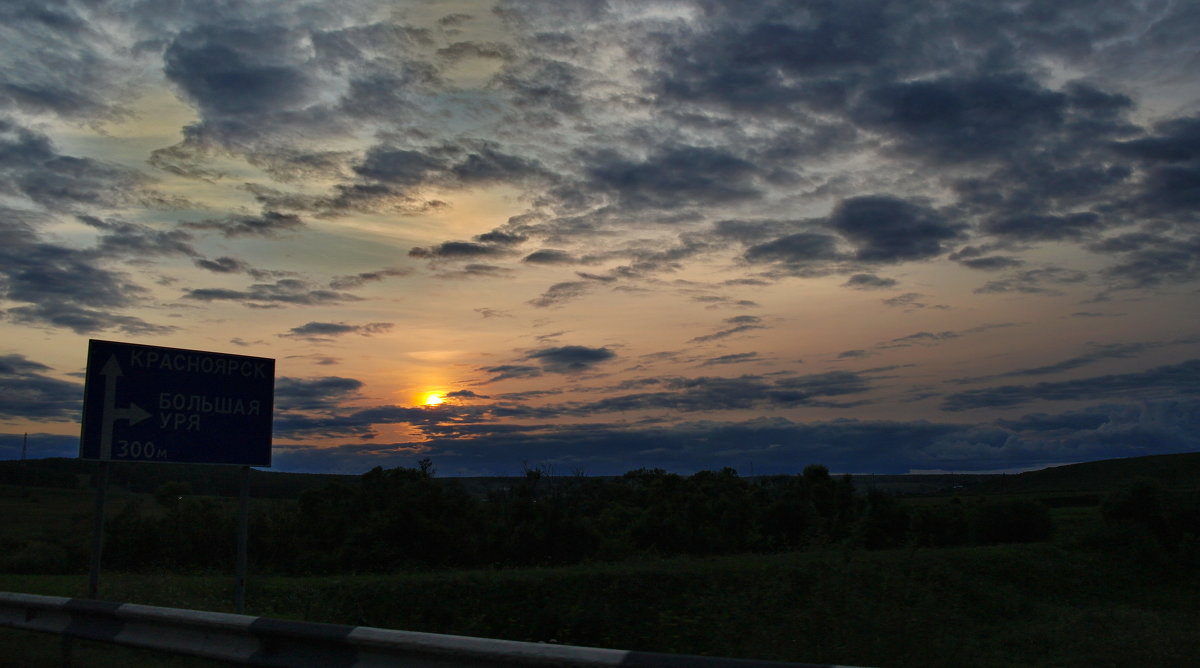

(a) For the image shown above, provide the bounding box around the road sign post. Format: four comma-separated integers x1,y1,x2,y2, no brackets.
79,340,274,605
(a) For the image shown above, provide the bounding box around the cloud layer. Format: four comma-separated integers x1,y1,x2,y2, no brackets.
2,0,1199,475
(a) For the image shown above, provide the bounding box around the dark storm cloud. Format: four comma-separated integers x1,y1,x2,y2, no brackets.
350,142,550,207
437,13,474,29
0,212,171,334
881,293,946,310
712,219,797,245
182,279,361,307
476,0,1144,286
1082,228,1200,290
243,182,447,218
153,16,440,152
948,339,1191,385
437,41,515,64
354,146,444,185
522,249,575,265
336,65,442,126
1099,246,1200,290
409,241,510,260
981,212,1105,242
1086,232,1167,255
78,216,197,258
183,211,304,238
264,395,1200,476
561,371,871,415
690,295,759,310
281,321,393,342
588,233,721,280
493,54,590,122
942,359,1200,411
842,274,897,290
699,352,761,367
854,73,1075,163
1111,115,1200,218
479,364,542,383
689,315,765,343
525,345,616,374
582,145,764,209
975,267,1089,295
826,196,965,263
195,256,249,274
528,281,590,307
0,353,81,421
0,118,147,212
6,303,175,336
994,401,1200,455
956,255,1024,271
245,148,355,183
163,24,315,117
432,264,515,280
475,229,528,246
328,267,410,290
0,3,132,121
272,400,492,441
878,324,1015,350
447,143,550,185
648,0,897,115
0,354,50,375
275,376,364,412
1113,116,1200,164
743,232,842,266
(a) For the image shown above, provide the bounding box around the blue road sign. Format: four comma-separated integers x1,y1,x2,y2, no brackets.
80,340,274,466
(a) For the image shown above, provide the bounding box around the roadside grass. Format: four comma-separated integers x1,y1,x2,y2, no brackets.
3,542,1198,668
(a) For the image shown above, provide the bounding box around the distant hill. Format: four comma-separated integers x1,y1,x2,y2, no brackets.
4,452,1198,501
0,458,356,499
973,452,1200,496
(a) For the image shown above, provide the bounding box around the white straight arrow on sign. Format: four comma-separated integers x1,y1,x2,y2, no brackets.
99,355,151,459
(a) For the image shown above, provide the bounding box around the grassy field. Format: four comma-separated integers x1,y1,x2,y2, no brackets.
3,535,1199,668
3,454,1199,667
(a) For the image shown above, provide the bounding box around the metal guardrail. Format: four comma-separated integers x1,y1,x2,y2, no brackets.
1,591,858,667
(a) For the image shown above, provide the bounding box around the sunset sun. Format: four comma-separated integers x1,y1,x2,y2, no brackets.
423,393,445,406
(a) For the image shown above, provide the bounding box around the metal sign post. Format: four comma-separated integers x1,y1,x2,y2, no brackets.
79,340,274,610
235,466,250,614
86,461,110,599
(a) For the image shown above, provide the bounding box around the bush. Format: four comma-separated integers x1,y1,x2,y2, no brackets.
1101,478,1175,548
3,540,74,574
1093,481,1200,571
908,502,969,548
970,499,1054,545
855,489,909,549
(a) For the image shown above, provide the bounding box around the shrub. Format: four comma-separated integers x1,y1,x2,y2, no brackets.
3,540,74,574
970,498,1054,545
1101,478,1175,549
855,489,909,549
908,503,969,548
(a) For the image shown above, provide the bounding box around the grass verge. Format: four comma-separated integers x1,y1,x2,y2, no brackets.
3,543,1198,667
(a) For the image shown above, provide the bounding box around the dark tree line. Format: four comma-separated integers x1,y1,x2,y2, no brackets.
99,463,1070,574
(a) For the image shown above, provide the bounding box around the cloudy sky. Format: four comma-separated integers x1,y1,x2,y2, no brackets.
2,0,1199,476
